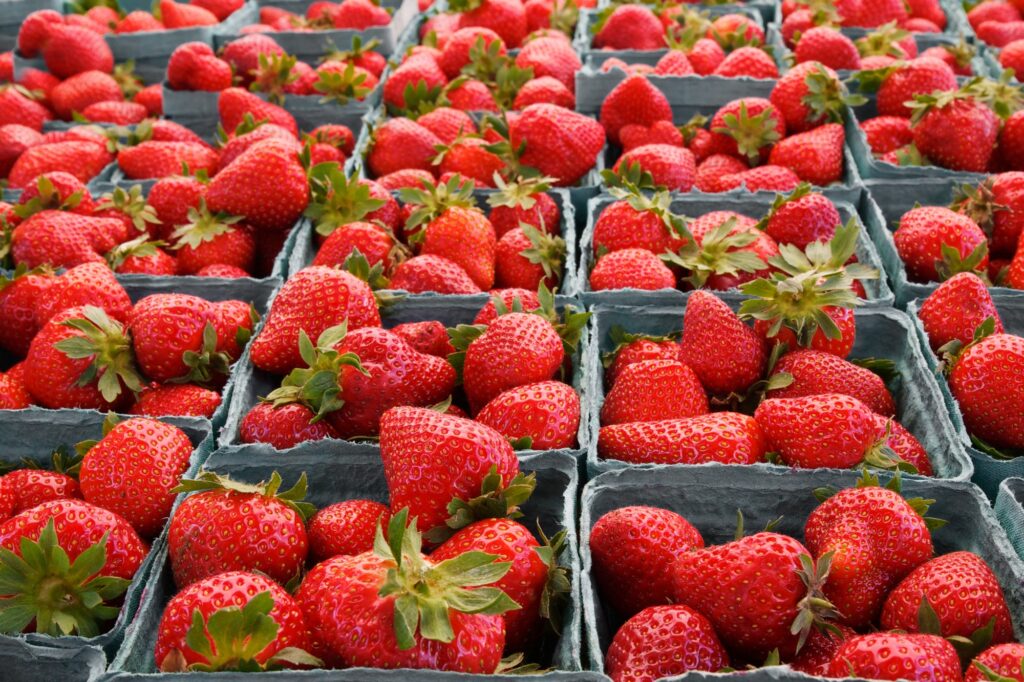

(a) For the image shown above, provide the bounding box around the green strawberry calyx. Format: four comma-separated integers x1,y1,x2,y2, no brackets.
263,322,369,421
341,247,394,291
917,596,997,667
305,165,388,238
54,306,145,403
170,200,246,251
814,470,948,530
158,591,323,672
171,322,234,386
805,67,866,124
250,53,301,106
860,419,920,474
739,219,877,346
952,178,1009,241
972,656,1024,682
855,22,910,58
0,519,130,637
319,36,381,64
425,466,538,545
534,523,570,635
937,315,998,374
791,551,843,653
712,99,783,164
601,326,681,370
399,174,480,240
377,508,519,650
313,61,374,106
518,224,567,288
14,174,86,221
172,471,316,521
96,184,160,234
661,216,768,289
486,174,555,212
106,235,167,271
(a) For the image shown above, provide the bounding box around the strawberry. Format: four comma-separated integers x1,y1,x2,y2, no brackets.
160,0,218,27
218,88,297,138
475,380,579,449
82,101,147,125
958,173,1024,258
590,506,703,617
510,104,605,186
968,1,1021,30
390,254,482,293
862,115,914,154
116,10,164,32
439,27,505,78
17,10,62,57
598,412,767,465
250,266,380,375
767,349,896,416
0,268,55,356
33,262,132,327
49,70,122,120
594,5,664,50
667,211,777,291
79,416,193,539
0,87,52,132
0,499,147,635
16,171,96,218
827,633,961,681
8,140,114,189
296,510,515,672
170,205,254,275
367,118,443,179
708,98,784,164
600,75,672,146
679,290,766,396
192,0,243,20
876,58,957,117
240,402,340,448
613,144,695,192
978,20,1024,47
129,383,221,418
169,471,311,588
604,335,683,386
128,294,232,384
910,91,999,172
494,225,564,290
11,211,122,269
894,206,989,283
3,461,80,516
605,606,729,682
515,38,581,93
590,248,676,291
308,499,389,562
760,185,841,250
794,27,861,70
714,47,780,78
770,62,848,134
591,194,683,256
169,43,234,92
918,272,1003,351
967,644,1024,682
118,142,219,180
804,478,934,628
0,364,32,409
619,120,684,151
0,124,44,177
390,321,452,358
673,531,829,661
768,123,845,186
42,24,114,79
154,571,314,672
949,332,1024,450
600,359,708,425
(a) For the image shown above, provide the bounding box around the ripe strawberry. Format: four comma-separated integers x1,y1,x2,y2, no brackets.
8,141,113,189
604,336,683,386
827,633,961,681
590,506,703,617
770,62,846,134
82,101,147,125
170,206,254,275
0,268,55,356
515,38,581,93
613,144,695,192
968,0,1021,30
790,625,856,675
600,75,672,146
598,412,767,465
169,471,311,588
673,532,826,660
950,333,1024,450
475,380,579,449
16,171,96,218
0,364,32,409
3,465,80,516
240,402,340,448
366,118,442,179
679,290,766,396
116,10,164,32
296,511,514,672
48,70,122,120
0,124,44,177
308,499,389,562
17,10,62,58
33,262,131,327
495,225,564,290
911,93,998,172
79,417,193,539
877,58,957,117
754,305,857,358
0,87,52,131
894,206,988,283
510,104,605,186
160,0,218,28
129,383,222,418
218,88,297,137
794,27,861,70
128,294,227,384
714,46,779,78
118,142,219,180
600,359,708,425
768,123,845,186
590,248,676,291
154,571,313,672
389,321,451,358
594,4,664,50
967,644,1024,682
192,0,242,20
977,20,1024,47
42,24,114,79
390,254,482,293
804,480,934,628
768,349,896,416
862,115,915,154
0,498,147,635
918,272,1003,351
958,173,1024,257
605,606,729,682
168,43,233,92
11,211,124,269
760,185,841,250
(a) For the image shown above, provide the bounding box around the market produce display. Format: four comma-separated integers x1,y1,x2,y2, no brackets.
2,0,1024,679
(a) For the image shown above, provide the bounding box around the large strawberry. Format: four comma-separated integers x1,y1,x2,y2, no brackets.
918,272,1003,351
33,262,132,327
154,571,316,672
598,412,767,465
600,359,708,425
128,294,232,384
826,633,962,682
308,499,389,562
600,74,672,146
475,380,580,450
167,471,312,588
590,506,703,618
509,104,605,186
12,210,126,269
249,266,380,375
295,510,516,672
78,416,193,539
0,267,54,356
910,89,999,172
605,606,729,682
679,290,766,397
949,332,1024,450
967,643,1024,682
895,207,990,283
767,349,895,416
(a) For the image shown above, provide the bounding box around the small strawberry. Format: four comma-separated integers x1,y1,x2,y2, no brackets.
308,499,389,562
475,380,580,449
33,262,132,327
600,75,672,146
795,27,861,70
949,332,1024,450
598,412,767,465
967,644,1024,682
240,402,340,449
593,4,664,50
129,383,222,418
768,123,845,186
605,606,729,682
160,0,218,28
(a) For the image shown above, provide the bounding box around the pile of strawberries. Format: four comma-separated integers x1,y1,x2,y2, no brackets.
592,474,1015,682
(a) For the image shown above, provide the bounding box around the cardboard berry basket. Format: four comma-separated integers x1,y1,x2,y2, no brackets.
995,477,1024,560
574,189,894,307
217,294,592,460
214,0,417,59
0,410,213,681
580,466,1024,677
582,302,973,481
104,447,586,677
861,177,1024,306
286,187,579,297
907,296,1024,499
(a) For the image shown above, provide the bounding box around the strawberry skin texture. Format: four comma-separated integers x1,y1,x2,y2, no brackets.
592,201,677,255
804,485,933,628
605,339,684,386
33,262,132,328
12,211,124,270
605,605,729,682
463,312,564,413
912,98,999,172
600,359,708,425
390,255,482,294
0,271,55,356
168,486,309,589
918,272,1003,351
510,104,605,186
0,366,32,409
950,333,1024,450
130,383,222,418
755,306,857,359
877,58,957,118
896,206,988,285
767,349,896,416
378,407,519,535
79,418,194,539
118,142,219,180
128,294,220,383
966,644,1024,682
679,290,767,396
598,412,766,465
673,532,814,661
590,248,676,291
155,571,309,670
600,74,672,145
308,500,389,562
881,551,1013,643
421,206,497,290
4,469,80,515
240,402,340,449
295,550,506,672
590,506,703,618
432,518,547,653
391,320,454,357
826,633,962,682
8,141,113,189
475,380,580,449
249,266,380,375
0,499,147,581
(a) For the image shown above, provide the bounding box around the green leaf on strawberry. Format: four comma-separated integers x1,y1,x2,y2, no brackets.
424,466,538,545
172,471,316,521
54,306,144,403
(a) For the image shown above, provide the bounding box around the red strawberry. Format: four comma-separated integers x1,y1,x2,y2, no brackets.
4,465,80,516
760,185,841,250
949,333,1024,450
240,402,340,449
600,359,708,425
826,633,961,681
475,380,580,449
42,24,114,79
118,142,219,180
116,10,164,32
918,272,1003,351
0,365,30,409
795,27,861,70
0,87,52,131
767,349,896,416
11,211,124,269
128,294,228,384
144,175,207,240
391,321,453,357
600,75,672,146
594,5,664,50
17,10,62,58
129,383,222,418
911,92,998,172
170,206,254,275
160,0,218,28
598,412,767,465
714,46,779,78
0,124,44,177
367,118,442,179
168,471,311,587
8,140,113,189
770,62,846,133
590,506,703,618
894,206,988,283
168,43,233,92
613,144,695,192
862,115,914,154
515,37,581,93
82,101,147,125
510,104,605,186
967,644,1024,682
154,571,312,672
192,0,243,20
79,417,193,539
218,88,297,137
605,606,729,682
877,58,957,117
0,268,55,356
768,123,845,186
390,254,482,294
49,70,122,120
33,262,131,327
679,290,766,396
590,248,676,291
308,499,389,562
604,336,683,386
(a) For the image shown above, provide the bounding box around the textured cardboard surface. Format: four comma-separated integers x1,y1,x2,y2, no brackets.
580,467,1024,674
106,448,583,675
2,642,108,682
574,189,894,307
583,302,973,481
995,477,1024,560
